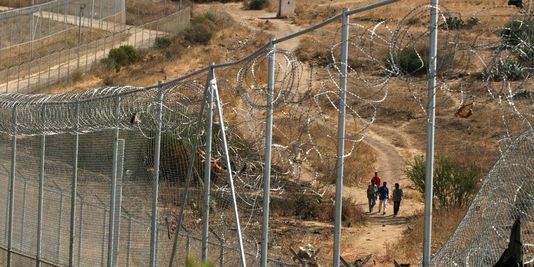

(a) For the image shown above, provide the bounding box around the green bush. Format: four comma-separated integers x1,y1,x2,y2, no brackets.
386,47,428,76
183,14,217,45
440,16,479,30
103,45,140,72
405,156,480,208
244,0,268,10
387,45,453,76
482,59,527,81
155,36,172,49
501,19,534,47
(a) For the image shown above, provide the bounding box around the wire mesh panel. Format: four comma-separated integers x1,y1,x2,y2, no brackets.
0,0,191,93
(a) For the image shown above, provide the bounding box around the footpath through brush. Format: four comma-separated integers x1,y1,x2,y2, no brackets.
195,2,425,266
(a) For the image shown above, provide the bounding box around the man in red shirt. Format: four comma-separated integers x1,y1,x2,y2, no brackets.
371,172,381,188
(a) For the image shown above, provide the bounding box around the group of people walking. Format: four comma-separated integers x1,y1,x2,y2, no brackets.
366,172,403,217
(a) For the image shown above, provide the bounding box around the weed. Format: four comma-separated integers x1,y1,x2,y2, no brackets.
183,13,218,45
387,45,453,77
185,256,214,267
440,16,479,30
501,19,534,47
155,36,172,49
482,59,527,81
386,46,429,76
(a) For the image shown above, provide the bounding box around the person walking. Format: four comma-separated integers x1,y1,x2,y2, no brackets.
366,181,378,213
371,172,381,189
393,183,404,217
378,181,389,215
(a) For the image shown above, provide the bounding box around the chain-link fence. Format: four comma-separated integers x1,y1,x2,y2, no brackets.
0,0,190,93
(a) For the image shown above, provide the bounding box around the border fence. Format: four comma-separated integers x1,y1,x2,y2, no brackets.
0,0,533,266
0,0,190,93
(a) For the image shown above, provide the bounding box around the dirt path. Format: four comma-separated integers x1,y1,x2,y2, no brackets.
341,124,423,264
195,3,424,265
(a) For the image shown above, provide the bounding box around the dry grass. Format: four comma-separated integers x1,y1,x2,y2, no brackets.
126,0,185,26
90,10,263,87
385,207,467,264
0,0,49,7
1,26,111,70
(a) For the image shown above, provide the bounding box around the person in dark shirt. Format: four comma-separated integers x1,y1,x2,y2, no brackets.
378,181,389,215
392,183,404,217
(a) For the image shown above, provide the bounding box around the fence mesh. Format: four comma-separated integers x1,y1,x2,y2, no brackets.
0,1,532,267
0,0,190,93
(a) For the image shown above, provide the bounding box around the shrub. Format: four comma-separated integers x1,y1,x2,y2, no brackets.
405,156,480,208
501,19,534,47
155,36,172,49
244,0,268,10
104,45,140,72
183,14,217,45
482,59,527,81
440,16,479,30
386,45,453,77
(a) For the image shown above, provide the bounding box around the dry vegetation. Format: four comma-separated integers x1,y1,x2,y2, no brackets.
385,208,466,264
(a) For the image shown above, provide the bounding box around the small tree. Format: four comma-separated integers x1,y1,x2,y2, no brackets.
405,156,480,208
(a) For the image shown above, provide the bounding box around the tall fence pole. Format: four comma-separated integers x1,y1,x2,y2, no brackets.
20,181,27,248
260,39,276,267
7,105,17,267
150,82,165,267
126,215,132,267
108,96,121,267
201,65,215,261
423,0,439,266
36,107,46,267
213,79,247,267
69,101,80,267
56,193,64,261
333,8,350,267
77,198,84,267
77,4,85,71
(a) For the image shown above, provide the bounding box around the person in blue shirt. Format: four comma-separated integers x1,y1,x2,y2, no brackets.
378,181,389,215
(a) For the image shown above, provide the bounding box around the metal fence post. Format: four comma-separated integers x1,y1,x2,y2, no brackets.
213,78,247,267
261,39,276,267
7,105,17,267
423,0,439,266
20,180,27,249
77,198,84,267
201,65,215,261
36,110,46,267
333,8,349,267
150,82,165,267
77,4,86,71
100,209,107,266
57,193,64,262
185,231,191,257
126,215,132,267
108,96,121,267
219,239,224,267
69,101,80,267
